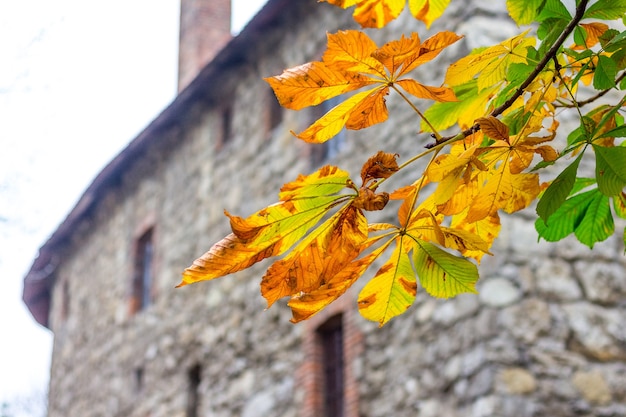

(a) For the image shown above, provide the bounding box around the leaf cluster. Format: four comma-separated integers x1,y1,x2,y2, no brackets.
180,0,626,326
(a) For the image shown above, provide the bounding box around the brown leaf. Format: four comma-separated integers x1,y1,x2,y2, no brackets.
353,186,390,211
360,151,400,184
477,116,510,141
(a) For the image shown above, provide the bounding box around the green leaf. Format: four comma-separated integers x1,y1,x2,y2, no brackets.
536,188,614,248
535,189,597,241
573,25,587,48
594,145,626,196
538,0,572,20
583,0,626,20
574,191,614,248
538,17,568,44
507,0,545,24
537,153,583,221
594,55,618,90
599,28,623,50
413,240,478,298
423,81,498,131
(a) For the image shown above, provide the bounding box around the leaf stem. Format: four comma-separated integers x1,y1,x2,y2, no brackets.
391,84,442,142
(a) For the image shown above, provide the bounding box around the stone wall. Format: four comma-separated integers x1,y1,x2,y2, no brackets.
45,1,626,416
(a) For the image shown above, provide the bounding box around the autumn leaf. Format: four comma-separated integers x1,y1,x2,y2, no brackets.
266,30,461,143
409,0,452,28
361,151,400,184
179,166,353,286
358,235,417,325
289,236,391,322
445,31,535,91
261,204,368,306
264,61,374,111
477,116,510,142
322,0,452,28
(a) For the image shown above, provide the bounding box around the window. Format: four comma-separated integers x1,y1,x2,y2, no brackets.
220,103,233,146
134,367,144,394
132,228,154,313
267,89,283,134
187,364,202,417
317,315,345,417
61,279,70,321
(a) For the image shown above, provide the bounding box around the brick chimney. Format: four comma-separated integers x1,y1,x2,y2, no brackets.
178,0,232,92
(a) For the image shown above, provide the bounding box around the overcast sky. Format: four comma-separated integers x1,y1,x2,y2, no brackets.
0,0,265,411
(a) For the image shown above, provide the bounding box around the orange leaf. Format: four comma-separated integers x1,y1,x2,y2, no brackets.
360,151,400,183
371,33,423,75
179,233,280,287
396,79,457,102
345,87,390,130
260,205,368,307
288,236,390,322
352,187,390,211
264,61,373,110
324,30,385,75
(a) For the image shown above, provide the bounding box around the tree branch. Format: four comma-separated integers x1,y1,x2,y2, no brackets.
428,0,590,148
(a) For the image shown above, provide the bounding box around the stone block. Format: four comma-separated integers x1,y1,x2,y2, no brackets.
572,370,612,406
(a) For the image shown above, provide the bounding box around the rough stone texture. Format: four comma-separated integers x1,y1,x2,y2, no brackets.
571,370,612,406
39,1,626,417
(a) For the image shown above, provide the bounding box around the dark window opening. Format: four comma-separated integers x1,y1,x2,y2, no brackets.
134,367,144,394
317,314,345,417
187,364,202,417
132,228,154,313
220,104,233,145
267,89,283,133
61,280,70,320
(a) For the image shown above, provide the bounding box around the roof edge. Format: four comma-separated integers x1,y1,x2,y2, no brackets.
23,0,290,328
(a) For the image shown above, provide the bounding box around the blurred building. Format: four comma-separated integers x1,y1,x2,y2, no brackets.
23,1,626,416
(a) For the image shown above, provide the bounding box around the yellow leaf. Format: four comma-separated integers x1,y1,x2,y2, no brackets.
352,0,406,28
409,0,452,28
264,61,373,110
451,210,501,263
445,31,535,91
407,210,492,255
295,88,386,143
466,165,540,222
358,236,417,325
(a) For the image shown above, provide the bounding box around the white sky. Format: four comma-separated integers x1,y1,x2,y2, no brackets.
0,0,266,411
